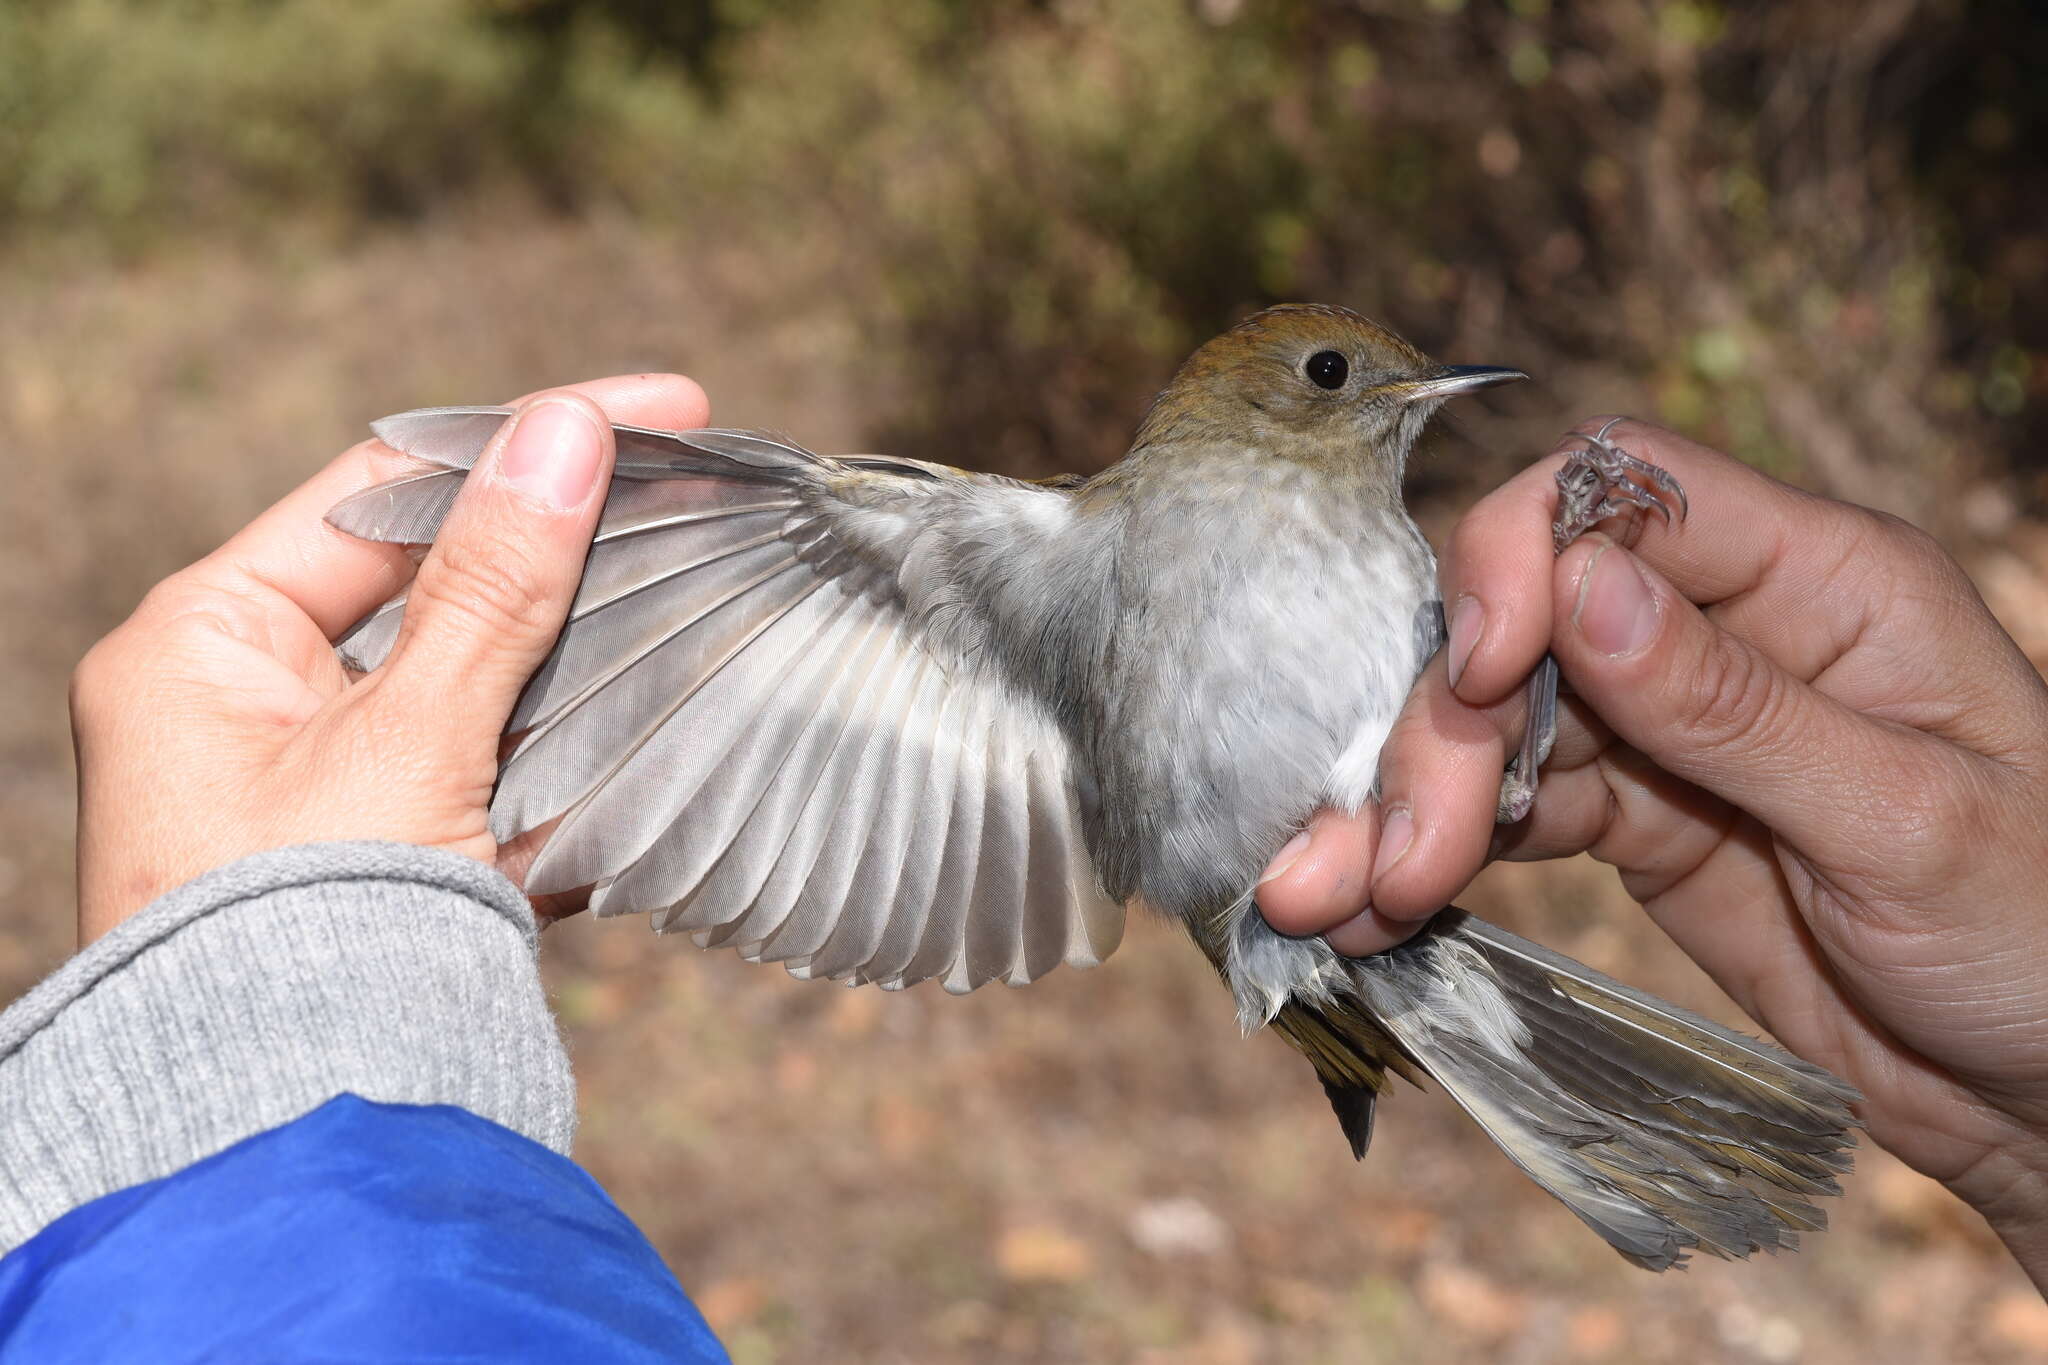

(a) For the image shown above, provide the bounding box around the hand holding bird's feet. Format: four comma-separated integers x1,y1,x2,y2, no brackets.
1257,417,2048,1287
1494,419,1691,825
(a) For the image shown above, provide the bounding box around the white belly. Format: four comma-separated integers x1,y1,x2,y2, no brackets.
1096,478,1440,917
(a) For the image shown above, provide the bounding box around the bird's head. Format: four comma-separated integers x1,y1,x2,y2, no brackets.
1129,303,1525,480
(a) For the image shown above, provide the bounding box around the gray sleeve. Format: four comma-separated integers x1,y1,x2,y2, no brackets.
0,841,576,1252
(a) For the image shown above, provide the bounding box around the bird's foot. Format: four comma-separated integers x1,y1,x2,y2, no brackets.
1553,418,1688,551
1498,425,1687,825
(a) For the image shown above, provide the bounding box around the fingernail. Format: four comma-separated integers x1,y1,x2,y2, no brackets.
496,399,603,512
1258,829,1313,885
1371,805,1413,885
1572,543,1658,657
1446,596,1482,689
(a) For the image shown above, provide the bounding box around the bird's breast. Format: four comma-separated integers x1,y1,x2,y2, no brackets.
1086,462,1439,918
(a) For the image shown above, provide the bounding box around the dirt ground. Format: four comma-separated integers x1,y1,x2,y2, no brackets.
4,213,2046,1363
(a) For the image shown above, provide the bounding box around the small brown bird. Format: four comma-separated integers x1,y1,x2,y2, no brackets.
331,304,1857,1269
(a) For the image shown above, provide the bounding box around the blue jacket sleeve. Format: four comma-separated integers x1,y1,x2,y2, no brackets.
0,1094,729,1364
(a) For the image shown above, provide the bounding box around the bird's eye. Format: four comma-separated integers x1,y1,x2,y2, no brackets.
1306,350,1349,390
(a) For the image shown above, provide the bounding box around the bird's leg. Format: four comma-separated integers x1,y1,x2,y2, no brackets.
1497,420,1687,823
1497,656,1558,823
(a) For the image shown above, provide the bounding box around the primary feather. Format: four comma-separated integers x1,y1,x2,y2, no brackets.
335,407,1122,995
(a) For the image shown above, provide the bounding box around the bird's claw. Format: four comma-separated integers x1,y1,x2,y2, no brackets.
1496,769,1536,825
1553,418,1688,551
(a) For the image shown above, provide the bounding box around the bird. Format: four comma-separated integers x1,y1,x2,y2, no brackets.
328,303,1858,1270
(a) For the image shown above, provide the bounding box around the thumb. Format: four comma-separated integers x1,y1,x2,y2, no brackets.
377,391,614,754
1550,534,1930,862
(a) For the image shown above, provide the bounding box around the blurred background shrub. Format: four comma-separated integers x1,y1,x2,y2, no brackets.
3,0,2041,501
5,4,2047,1361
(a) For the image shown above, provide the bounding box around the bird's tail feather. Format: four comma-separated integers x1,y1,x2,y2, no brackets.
1311,909,1859,1270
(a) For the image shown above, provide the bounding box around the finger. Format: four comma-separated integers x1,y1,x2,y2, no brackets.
508,371,710,429
1543,422,2039,762
1366,649,1517,921
188,373,710,642
181,443,424,643
1551,533,1945,862
1437,466,1560,705
1324,905,1431,957
1255,805,1380,936
1485,740,1741,895
1532,688,1616,775
1251,800,1430,955
1293,625,1618,936
1479,693,1619,856
1439,417,1829,709
1705,507,2048,762
1377,668,1618,884
372,391,616,755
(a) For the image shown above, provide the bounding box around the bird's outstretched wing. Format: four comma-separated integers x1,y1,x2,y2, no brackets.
331,407,1122,993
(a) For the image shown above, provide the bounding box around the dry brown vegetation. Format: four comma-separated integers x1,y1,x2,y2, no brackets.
4,2,2047,1360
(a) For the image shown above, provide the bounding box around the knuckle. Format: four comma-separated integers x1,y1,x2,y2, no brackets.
1860,509,1964,594
68,632,125,723
410,530,554,641
1863,506,1935,555
1828,508,1996,653
1672,631,1782,753
1862,507,1917,557
132,574,211,629
1912,540,1979,612
70,583,219,723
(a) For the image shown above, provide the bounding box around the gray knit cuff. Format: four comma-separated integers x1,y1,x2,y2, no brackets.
0,842,576,1252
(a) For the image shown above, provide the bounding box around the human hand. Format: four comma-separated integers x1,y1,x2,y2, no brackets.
1258,418,2048,1279
70,374,710,945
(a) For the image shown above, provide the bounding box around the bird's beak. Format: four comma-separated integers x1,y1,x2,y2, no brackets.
1389,365,1528,404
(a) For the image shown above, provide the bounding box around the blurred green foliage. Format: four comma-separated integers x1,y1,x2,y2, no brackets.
3,0,2041,506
